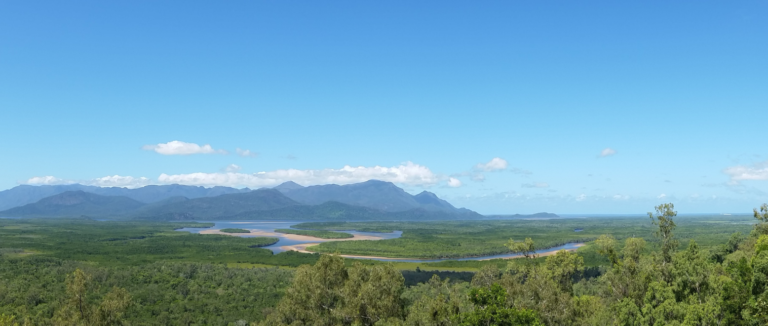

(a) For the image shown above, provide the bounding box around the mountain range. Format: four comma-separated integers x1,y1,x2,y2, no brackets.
0,180,485,221
0,184,250,211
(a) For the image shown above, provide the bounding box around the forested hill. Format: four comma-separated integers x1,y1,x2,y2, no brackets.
0,182,484,221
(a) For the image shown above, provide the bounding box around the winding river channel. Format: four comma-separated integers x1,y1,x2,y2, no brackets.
176,221,583,263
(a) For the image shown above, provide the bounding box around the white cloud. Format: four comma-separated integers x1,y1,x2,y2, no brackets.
142,141,227,155
236,148,258,158
474,158,508,171
576,194,587,201
448,177,463,188
157,161,440,188
23,175,151,188
223,164,242,173
24,176,74,186
521,182,549,188
613,194,629,200
600,148,617,157
723,160,768,181
89,175,152,188
658,193,667,199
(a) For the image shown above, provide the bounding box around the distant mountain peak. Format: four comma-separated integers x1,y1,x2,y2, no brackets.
415,191,438,199
273,181,305,193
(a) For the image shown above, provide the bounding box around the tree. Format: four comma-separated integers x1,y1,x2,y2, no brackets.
0,314,17,326
674,241,711,303
404,275,471,326
262,254,406,326
340,263,405,324
754,204,768,235
92,287,132,326
53,268,132,326
543,250,584,294
471,265,501,289
596,235,619,267
456,284,543,326
755,204,768,223
506,238,536,260
649,203,679,280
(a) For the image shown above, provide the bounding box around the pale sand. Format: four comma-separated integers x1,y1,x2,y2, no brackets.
199,229,382,242
281,242,587,261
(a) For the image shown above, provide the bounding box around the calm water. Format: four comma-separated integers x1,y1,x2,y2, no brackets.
175,221,581,262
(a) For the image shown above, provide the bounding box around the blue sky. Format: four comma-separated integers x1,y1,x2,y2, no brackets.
1,1,767,214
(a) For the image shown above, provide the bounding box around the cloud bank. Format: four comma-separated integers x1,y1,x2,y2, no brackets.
157,162,440,188
142,141,227,155
24,175,152,188
23,162,445,189
724,160,768,182
474,158,508,172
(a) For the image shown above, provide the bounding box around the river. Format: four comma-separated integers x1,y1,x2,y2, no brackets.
175,221,582,263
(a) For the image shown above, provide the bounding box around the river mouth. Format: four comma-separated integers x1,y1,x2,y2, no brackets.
175,220,584,262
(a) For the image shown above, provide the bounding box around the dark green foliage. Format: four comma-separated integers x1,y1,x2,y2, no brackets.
457,284,544,326
0,257,293,325
401,270,475,287
220,228,250,233
273,228,353,239
262,255,405,325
